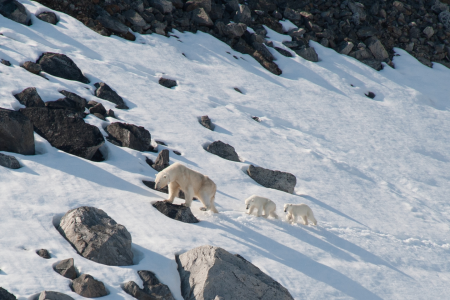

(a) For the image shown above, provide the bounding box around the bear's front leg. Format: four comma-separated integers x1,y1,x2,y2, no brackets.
183,189,194,208
248,206,255,215
166,182,180,203
256,207,263,217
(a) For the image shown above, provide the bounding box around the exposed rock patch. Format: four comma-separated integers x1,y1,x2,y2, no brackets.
0,288,17,300
14,87,45,108
72,274,109,298
37,53,90,84
199,115,214,130
105,122,151,152
0,108,35,155
159,78,177,88
37,11,58,24
247,165,296,194
206,141,240,162
152,201,199,223
36,248,51,259
94,82,128,109
123,270,175,300
54,258,77,279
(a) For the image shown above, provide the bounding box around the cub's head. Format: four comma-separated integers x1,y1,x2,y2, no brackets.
284,204,292,213
155,171,170,190
245,198,254,210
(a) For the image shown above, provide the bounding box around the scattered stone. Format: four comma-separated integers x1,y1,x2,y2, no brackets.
247,165,296,194
155,140,167,146
36,11,58,25
57,206,134,266
54,258,77,279
365,92,376,99
0,108,35,155
150,0,173,14
89,102,106,115
96,13,130,35
173,150,181,155
123,9,146,27
177,245,294,300
294,47,319,62
72,274,109,298
106,109,115,118
252,116,261,122
339,42,354,55
93,113,106,120
423,26,435,39
21,61,42,75
0,288,16,300
37,53,90,84
14,87,45,107
274,47,293,57
234,87,242,93
36,249,50,259
38,291,74,300
105,122,151,151
1,59,11,66
199,115,214,130
234,4,251,25
152,149,170,171
365,37,389,62
0,0,29,25
0,153,21,169
206,141,239,162
224,22,247,38
94,82,128,109
159,78,177,88
20,107,104,160
48,90,87,113
192,7,213,26
123,270,175,300
152,201,199,223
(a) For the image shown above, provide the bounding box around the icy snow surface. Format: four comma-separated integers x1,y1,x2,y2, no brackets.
1,1,450,299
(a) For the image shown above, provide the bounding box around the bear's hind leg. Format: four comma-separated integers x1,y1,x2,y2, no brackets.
198,191,211,211
183,188,194,207
167,182,180,203
301,216,309,225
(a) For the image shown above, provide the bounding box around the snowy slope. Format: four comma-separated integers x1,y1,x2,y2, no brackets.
1,1,450,299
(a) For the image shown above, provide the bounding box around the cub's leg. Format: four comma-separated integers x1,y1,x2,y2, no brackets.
166,182,180,203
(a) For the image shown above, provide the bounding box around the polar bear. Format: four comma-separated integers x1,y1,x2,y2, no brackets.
284,203,317,225
244,195,278,219
154,162,218,213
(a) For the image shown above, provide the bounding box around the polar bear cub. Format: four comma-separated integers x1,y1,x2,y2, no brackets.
155,162,218,213
284,203,317,225
244,195,278,219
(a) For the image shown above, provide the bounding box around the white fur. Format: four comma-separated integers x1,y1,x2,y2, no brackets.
154,162,218,213
244,195,278,219
283,203,317,225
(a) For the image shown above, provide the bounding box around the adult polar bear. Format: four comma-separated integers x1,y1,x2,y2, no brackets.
284,203,317,225
155,162,219,213
244,195,278,218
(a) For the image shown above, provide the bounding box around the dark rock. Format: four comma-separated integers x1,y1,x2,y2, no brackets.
253,42,275,62
93,113,106,120
357,27,377,38
177,245,294,300
106,109,115,118
155,140,167,146
90,149,105,162
224,22,247,38
58,206,134,266
234,4,251,25
1,59,11,66
284,7,301,21
206,141,239,162
152,201,199,223
72,274,109,298
54,258,77,279
274,47,293,57
252,116,261,122
123,270,175,300
173,150,181,155
36,249,50,259
152,149,170,171
45,96,86,112
89,102,106,115
159,78,177,88
94,82,128,109
37,53,89,84
53,90,87,112
234,87,242,93
20,107,104,160
21,61,42,75
365,92,376,99
365,37,389,62
123,9,147,27
338,41,354,55
36,11,58,25
0,288,16,300
360,59,382,71
247,165,296,193
150,0,173,14
0,153,20,169
97,14,130,35
185,0,211,13
192,7,213,27
199,115,214,130
294,47,319,62
0,0,29,25
0,108,35,155
38,291,74,300
106,122,151,151
14,87,45,107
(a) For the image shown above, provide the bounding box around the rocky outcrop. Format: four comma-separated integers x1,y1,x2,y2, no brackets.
123,270,175,300
176,245,294,300
14,87,45,108
0,108,35,155
0,0,29,25
19,107,104,160
37,11,58,24
72,274,109,298
247,165,296,194
0,153,20,169
36,248,51,259
152,149,170,171
106,122,151,151
37,53,90,83
0,288,16,300
38,291,74,300
152,201,199,223
57,206,134,266
199,115,214,130
94,82,128,109
206,141,239,162
54,258,77,279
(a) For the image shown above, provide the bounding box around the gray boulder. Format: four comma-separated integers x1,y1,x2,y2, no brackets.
283,7,301,21
36,249,51,259
159,78,177,88
94,82,128,109
185,0,211,13
247,165,296,193
0,0,29,25
97,14,130,35
14,87,45,107
233,4,251,25
274,47,293,57
123,9,147,27
152,149,170,171
38,291,73,300
365,37,389,62
1,59,11,66
88,101,106,115
150,0,173,14
123,270,175,300
0,288,16,300
58,206,134,266
54,258,77,279
253,42,275,62
206,141,239,162
106,122,151,151
0,153,20,169
37,53,90,84
199,115,214,130
72,274,109,298
192,8,213,27
22,61,42,75
339,41,354,55
152,201,199,223
224,23,247,38
294,47,319,62
176,245,294,300
0,108,35,155
20,107,104,160
37,11,57,25
46,91,87,113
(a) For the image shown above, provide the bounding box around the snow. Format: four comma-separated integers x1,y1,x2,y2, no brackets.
1,1,450,299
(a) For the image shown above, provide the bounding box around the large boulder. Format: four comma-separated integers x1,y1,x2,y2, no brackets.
152,149,170,171
37,53,90,84
152,201,199,223
0,108,35,155
54,258,77,279
206,141,239,162
0,0,29,25
38,291,74,300
247,165,296,193
0,287,16,300
176,245,294,300
57,206,134,266
14,87,45,107
94,82,128,109
0,153,21,169
45,91,87,113
19,107,104,160
106,122,151,152
72,274,109,298
123,270,175,300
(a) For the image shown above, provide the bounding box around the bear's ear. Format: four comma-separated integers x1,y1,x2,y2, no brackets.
163,175,167,178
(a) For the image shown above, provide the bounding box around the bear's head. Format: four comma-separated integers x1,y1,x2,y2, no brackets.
245,198,254,210
283,204,292,213
155,171,170,190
